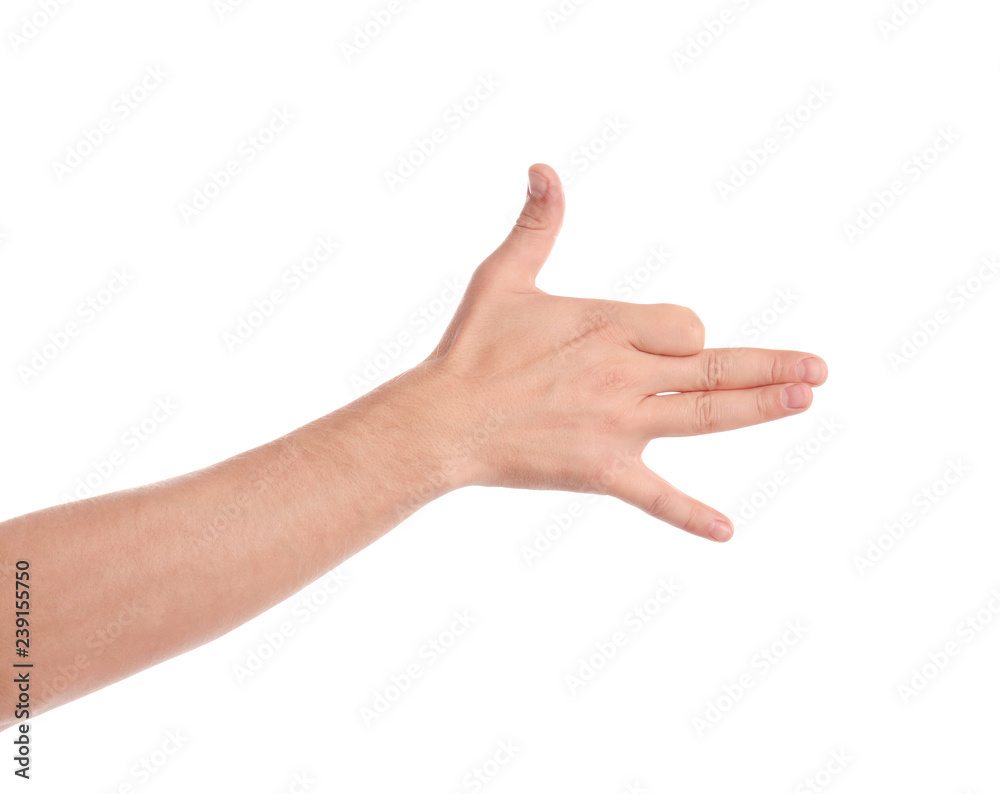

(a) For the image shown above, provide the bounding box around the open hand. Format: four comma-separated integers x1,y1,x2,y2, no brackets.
423,164,828,542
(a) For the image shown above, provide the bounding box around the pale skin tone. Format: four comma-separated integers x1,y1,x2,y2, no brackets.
0,164,827,732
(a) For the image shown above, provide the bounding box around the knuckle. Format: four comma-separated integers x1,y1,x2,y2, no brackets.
591,362,633,394
693,393,719,434
596,403,634,437
702,350,729,391
753,388,773,420
514,206,546,233
769,354,785,385
646,490,672,518
682,504,702,534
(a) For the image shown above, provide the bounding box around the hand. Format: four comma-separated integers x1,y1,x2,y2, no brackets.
422,164,828,542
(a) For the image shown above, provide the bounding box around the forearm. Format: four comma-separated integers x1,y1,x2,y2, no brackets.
0,362,467,729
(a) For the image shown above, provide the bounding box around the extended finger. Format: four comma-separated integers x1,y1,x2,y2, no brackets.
640,347,827,395
610,463,734,542
637,382,814,437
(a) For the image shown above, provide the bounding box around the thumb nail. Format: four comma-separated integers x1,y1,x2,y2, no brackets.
527,170,548,200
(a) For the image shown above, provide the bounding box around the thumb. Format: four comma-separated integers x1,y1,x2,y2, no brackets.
480,163,565,290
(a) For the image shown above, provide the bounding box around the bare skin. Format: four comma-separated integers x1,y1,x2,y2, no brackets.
0,164,827,732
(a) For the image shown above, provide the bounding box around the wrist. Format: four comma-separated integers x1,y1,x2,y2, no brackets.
317,360,489,524
385,359,495,494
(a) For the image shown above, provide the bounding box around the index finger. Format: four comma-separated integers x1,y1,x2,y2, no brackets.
644,347,828,394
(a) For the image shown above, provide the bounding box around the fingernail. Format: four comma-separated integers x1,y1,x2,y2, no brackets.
527,170,548,200
710,520,733,542
782,383,811,409
796,357,826,385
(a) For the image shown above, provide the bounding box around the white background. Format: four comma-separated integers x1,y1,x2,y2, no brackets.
2,0,999,791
